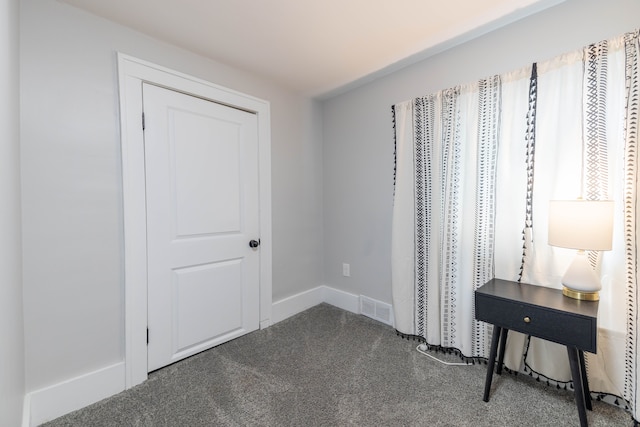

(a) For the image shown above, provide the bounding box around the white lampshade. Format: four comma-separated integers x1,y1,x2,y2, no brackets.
548,200,614,251
548,199,614,301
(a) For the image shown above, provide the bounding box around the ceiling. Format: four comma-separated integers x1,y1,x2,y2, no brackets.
60,0,564,98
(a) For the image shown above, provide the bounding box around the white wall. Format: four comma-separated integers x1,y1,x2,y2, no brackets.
20,0,323,394
321,0,640,304
0,0,24,425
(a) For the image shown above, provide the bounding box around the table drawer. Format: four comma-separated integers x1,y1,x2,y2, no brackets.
476,292,596,352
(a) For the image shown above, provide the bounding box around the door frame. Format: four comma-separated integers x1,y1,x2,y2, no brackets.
117,53,272,388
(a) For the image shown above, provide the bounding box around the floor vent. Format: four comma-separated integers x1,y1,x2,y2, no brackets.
359,296,393,326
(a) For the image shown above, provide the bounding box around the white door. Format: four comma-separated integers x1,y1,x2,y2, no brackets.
143,83,260,372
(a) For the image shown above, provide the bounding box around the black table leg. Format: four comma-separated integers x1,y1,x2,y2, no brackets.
496,328,508,375
483,325,502,402
578,350,592,411
567,346,588,427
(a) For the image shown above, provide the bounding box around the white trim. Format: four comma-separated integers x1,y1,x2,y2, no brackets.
21,394,30,427
117,53,272,388
271,286,325,324
271,285,362,324
322,286,360,314
25,362,125,427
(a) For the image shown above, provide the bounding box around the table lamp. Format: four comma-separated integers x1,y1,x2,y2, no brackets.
548,199,614,301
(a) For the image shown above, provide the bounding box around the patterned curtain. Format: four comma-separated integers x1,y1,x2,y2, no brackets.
391,29,640,421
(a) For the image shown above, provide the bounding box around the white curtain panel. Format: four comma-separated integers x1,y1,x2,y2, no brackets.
392,29,640,418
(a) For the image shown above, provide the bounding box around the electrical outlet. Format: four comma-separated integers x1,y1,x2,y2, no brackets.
342,263,350,277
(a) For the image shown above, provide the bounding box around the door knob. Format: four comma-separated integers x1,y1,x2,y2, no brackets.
249,239,260,248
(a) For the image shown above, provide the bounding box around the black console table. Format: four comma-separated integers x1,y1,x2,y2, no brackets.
475,279,599,427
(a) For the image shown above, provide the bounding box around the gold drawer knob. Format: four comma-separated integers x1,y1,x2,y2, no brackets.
524,316,531,323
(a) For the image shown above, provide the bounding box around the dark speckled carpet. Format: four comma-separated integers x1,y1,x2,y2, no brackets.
42,303,632,426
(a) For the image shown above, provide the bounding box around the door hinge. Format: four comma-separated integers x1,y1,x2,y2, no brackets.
146,327,149,344
142,112,146,130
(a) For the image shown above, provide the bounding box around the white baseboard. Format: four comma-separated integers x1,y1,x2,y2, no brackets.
271,284,393,326
26,361,125,427
271,286,325,324
322,286,360,313
25,286,391,426
272,285,361,324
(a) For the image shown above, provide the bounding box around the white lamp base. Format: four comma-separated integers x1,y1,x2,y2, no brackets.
561,250,601,301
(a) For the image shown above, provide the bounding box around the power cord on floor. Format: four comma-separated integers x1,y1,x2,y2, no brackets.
415,343,473,366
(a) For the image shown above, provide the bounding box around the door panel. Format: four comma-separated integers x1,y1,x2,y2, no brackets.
143,83,260,372
173,260,243,353
172,108,242,236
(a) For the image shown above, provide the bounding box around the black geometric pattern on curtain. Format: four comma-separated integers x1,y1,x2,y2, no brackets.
585,41,609,201
413,94,437,340
623,29,640,410
440,88,462,348
472,76,500,356
518,63,537,283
